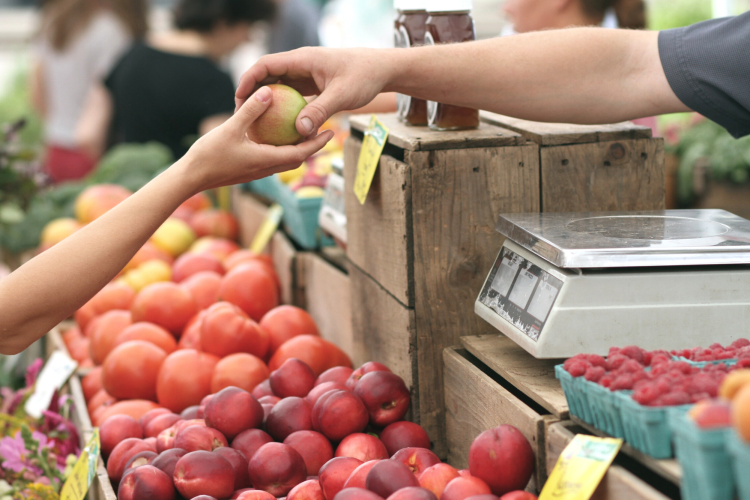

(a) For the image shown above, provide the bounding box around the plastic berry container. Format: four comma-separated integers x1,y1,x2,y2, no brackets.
617,392,691,459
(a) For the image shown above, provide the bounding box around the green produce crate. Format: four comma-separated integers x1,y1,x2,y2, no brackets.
728,432,750,500
618,392,691,459
555,365,594,425
588,382,627,438
670,411,735,500
673,356,738,368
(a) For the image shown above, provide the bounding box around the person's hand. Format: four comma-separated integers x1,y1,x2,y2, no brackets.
235,47,395,138
180,86,334,193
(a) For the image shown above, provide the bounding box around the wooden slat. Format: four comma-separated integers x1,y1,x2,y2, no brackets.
481,112,652,146
546,422,671,500
270,231,297,306
410,144,540,458
540,138,666,212
297,253,354,359
349,113,525,151
232,187,270,249
344,138,413,307
444,347,555,491
461,334,569,419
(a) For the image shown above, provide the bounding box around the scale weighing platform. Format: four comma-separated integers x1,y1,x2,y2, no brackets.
475,209,750,358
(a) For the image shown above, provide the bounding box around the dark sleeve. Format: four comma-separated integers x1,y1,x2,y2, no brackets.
658,11,750,138
198,70,236,119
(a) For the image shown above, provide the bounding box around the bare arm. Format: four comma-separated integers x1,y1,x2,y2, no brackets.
236,28,688,136
76,83,114,159
0,87,334,354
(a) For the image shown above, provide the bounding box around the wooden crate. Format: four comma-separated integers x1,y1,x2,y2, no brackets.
443,346,558,492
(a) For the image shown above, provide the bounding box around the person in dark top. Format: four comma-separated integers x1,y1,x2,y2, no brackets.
77,0,275,159
235,10,750,141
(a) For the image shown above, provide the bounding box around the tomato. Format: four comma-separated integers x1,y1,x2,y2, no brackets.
74,302,97,331
172,253,224,283
223,250,271,272
180,271,222,310
81,367,103,402
190,237,240,262
90,282,136,314
178,311,206,350
102,340,167,400
67,337,91,364
156,349,220,413
180,192,212,212
89,310,132,365
87,389,116,416
199,302,269,359
218,262,279,321
268,335,352,376
93,400,161,427
131,282,198,336
115,322,177,354
211,353,270,393
189,209,239,240
124,242,174,273
260,305,320,356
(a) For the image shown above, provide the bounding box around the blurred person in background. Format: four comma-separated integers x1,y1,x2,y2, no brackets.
268,0,320,53
76,0,275,161
31,0,147,183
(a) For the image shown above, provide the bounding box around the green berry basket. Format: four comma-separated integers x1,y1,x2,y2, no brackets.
728,432,750,500
617,392,691,459
555,364,594,425
670,411,736,500
587,382,627,438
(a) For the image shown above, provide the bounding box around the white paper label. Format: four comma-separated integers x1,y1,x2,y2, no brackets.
25,351,78,418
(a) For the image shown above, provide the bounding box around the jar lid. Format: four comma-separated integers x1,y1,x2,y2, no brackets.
427,0,472,12
394,0,428,10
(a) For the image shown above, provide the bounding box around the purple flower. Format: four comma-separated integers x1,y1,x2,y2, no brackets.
0,433,41,475
25,359,43,387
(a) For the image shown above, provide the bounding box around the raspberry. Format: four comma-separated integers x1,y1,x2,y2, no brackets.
584,366,606,382
655,377,673,394
685,373,719,396
599,376,613,388
709,343,724,350
619,359,646,375
581,354,607,368
737,358,750,369
605,354,628,371
650,354,671,367
731,338,750,349
633,384,661,405
608,346,622,357
620,346,645,364
610,374,635,391
565,360,589,377
673,362,693,375
658,391,691,406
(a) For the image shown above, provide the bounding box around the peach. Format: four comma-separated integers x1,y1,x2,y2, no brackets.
232,428,273,461
499,492,536,500
253,379,274,399
118,464,175,500
336,433,389,462
172,252,224,283
262,404,273,425
468,425,534,496
386,487,438,500
122,450,157,477
173,425,228,452
139,408,172,430
182,271,223,311
212,352,270,394
181,406,200,419
381,422,431,456
248,442,307,497
144,413,182,438
157,424,180,453
247,84,307,146
107,438,157,485
354,371,410,427
442,477,492,500
231,489,255,499
287,479,324,500
346,362,391,391
313,390,369,441
419,463,460,498
190,209,239,241
365,459,419,498
267,397,313,440
214,447,251,490
689,399,733,428
205,386,264,440
270,358,316,398
283,430,334,476
343,460,381,489
75,184,131,223
392,447,441,477
174,450,235,499
318,457,363,500
192,497,218,500
459,469,471,477
316,366,354,387
151,448,187,479
306,382,348,407
100,415,143,459
334,488,385,500
259,395,281,405
237,491,276,500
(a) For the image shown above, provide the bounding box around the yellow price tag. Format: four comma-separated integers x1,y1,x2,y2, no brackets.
60,429,100,500
217,186,232,211
353,115,389,205
250,203,283,255
539,434,622,500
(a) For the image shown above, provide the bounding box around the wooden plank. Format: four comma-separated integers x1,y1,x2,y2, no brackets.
270,231,297,306
546,422,671,500
344,137,413,306
349,263,417,419
410,144,541,458
444,347,554,491
461,334,569,419
232,187,270,249
299,253,354,359
481,111,652,146
349,113,525,151
540,138,666,212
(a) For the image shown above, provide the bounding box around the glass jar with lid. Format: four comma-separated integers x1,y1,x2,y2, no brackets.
394,0,429,125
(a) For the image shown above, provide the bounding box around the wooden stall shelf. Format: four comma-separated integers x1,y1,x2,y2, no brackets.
546,421,674,500
444,346,557,492
232,185,270,248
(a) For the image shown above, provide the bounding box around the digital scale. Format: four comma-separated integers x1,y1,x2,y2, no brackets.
475,210,750,359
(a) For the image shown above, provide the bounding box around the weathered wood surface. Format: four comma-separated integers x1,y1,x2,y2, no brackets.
271,231,297,306
349,113,525,151
232,187,269,248
461,334,569,418
480,111,652,146
444,347,556,491
297,252,353,359
344,137,414,307
540,139,666,212
410,143,540,458
546,422,672,500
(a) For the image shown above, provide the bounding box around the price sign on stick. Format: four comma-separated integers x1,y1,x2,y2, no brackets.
539,434,622,500
24,351,77,419
250,203,284,255
60,429,100,500
353,115,389,205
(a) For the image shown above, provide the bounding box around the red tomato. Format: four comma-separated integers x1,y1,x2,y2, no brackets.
269,335,352,377
200,302,269,359
156,349,220,413
219,262,279,321
261,305,320,355
115,322,177,354
131,282,197,336
89,310,132,365
189,209,239,240
180,271,222,310
102,340,167,400
172,253,224,283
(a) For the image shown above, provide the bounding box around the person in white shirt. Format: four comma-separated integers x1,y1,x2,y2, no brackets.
31,0,147,183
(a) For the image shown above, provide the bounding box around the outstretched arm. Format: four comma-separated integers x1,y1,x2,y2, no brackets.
0,87,334,355
236,28,688,137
